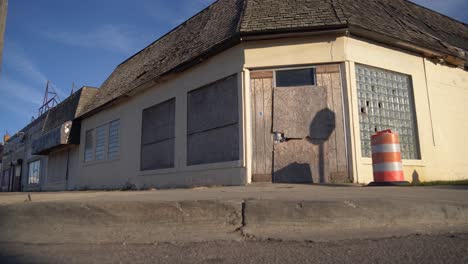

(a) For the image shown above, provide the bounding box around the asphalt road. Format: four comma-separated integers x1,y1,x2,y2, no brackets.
0,233,467,264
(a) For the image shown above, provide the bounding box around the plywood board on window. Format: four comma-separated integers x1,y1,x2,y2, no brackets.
187,76,238,134
187,124,239,166
272,86,327,139
142,99,175,145
141,139,175,170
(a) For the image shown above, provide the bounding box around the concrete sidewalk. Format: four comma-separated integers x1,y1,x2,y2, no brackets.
0,184,467,243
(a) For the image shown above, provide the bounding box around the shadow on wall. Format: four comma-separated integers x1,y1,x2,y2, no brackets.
412,170,421,184
308,108,336,184
274,162,313,183
274,108,336,184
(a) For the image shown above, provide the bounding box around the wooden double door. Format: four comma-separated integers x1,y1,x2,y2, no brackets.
250,64,350,184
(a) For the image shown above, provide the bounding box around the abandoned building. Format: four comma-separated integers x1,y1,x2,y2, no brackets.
1,87,97,191
1,0,468,191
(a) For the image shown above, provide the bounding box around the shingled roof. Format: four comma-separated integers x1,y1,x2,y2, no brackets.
81,0,468,116
12,86,98,138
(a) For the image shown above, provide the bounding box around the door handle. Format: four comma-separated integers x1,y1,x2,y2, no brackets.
273,132,285,143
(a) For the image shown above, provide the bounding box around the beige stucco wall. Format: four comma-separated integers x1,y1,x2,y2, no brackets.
71,45,246,190
344,37,468,183
422,61,468,181
243,34,468,184
73,33,467,189
243,34,346,69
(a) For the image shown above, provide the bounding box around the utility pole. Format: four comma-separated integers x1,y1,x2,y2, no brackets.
0,0,8,76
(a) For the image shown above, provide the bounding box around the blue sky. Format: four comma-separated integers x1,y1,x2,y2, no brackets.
0,0,467,136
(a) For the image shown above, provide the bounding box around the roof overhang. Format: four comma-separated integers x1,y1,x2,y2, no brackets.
239,24,467,69
347,25,468,69
31,121,80,155
78,22,467,120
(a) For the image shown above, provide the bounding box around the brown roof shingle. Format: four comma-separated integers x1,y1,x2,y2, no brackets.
81,0,468,116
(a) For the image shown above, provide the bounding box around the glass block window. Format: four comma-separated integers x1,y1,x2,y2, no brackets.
355,64,420,159
95,125,106,161
108,119,120,159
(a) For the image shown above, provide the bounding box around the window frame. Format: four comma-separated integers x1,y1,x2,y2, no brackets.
275,67,317,88
140,98,176,171
84,129,95,162
355,64,421,160
28,160,41,185
94,125,107,161
186,74,240,166
107,119,121,160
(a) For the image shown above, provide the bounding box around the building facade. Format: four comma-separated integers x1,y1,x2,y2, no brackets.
2,0,468,191
1,87,97,191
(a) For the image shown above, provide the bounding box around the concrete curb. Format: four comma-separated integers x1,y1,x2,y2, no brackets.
0,199,467,243
0,200,243,244
242,199,468,241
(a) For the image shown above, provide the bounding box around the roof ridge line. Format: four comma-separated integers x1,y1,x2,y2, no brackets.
237,0,248,32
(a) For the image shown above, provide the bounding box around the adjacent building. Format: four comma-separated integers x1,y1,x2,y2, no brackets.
2,0,468,191
1,87,97,191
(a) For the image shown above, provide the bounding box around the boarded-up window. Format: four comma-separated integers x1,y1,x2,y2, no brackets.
95,125,106,161
276,68,316,87
187,75,239,165
141,98,175,170
84,129,94,162
108,119,120,159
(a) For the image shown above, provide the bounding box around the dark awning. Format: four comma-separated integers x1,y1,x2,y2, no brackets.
31,121,79,155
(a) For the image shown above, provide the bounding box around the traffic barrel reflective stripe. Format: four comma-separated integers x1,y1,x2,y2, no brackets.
372,162,403,172
371,144,400,153
370,129,405,183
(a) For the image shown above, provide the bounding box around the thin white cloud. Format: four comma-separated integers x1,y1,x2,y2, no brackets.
42,24,143,54
0,77,44,105
2,45,48,85
0,43,61,120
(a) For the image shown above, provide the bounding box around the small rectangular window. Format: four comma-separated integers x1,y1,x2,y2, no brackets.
276,68,316,87
84,129,94,162
95,125,106,161
28,160,40,185
108,119,120,159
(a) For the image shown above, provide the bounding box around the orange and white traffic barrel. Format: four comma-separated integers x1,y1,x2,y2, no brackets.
368,129,409,186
